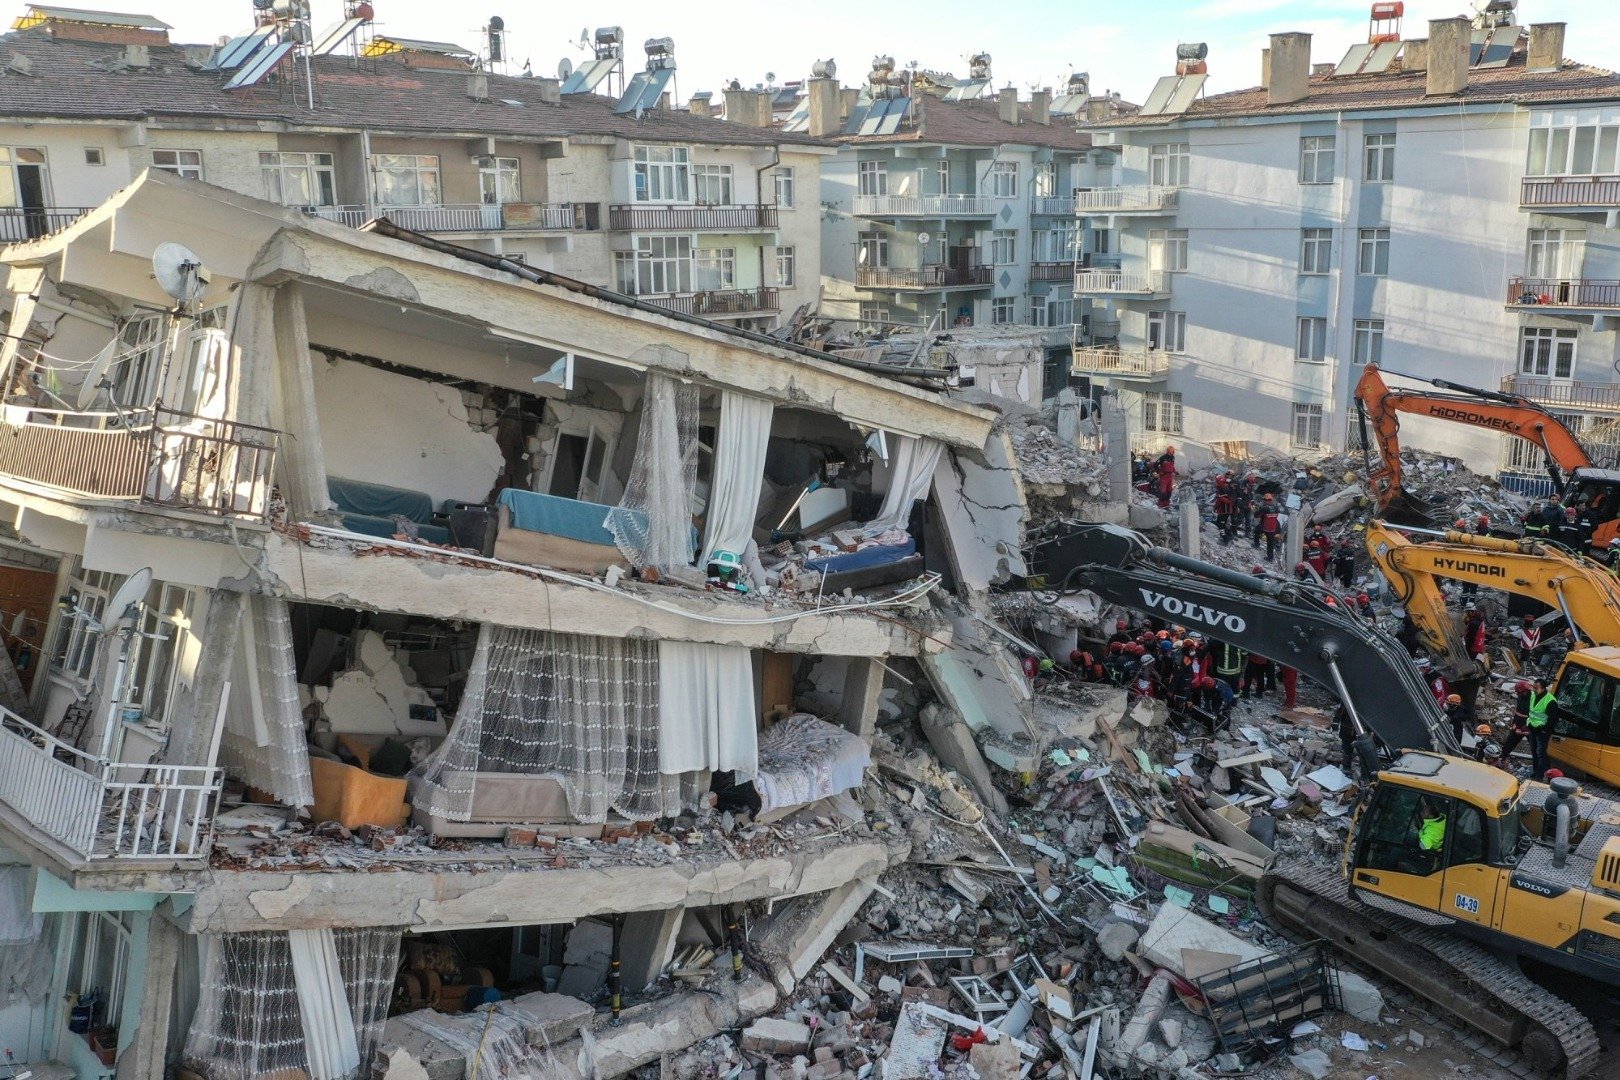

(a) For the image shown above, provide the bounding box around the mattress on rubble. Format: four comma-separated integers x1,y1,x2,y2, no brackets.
409,770,604,839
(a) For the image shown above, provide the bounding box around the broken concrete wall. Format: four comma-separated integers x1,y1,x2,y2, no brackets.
933,434,1027,595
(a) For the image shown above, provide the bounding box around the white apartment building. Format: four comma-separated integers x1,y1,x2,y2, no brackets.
1076,14,1620,478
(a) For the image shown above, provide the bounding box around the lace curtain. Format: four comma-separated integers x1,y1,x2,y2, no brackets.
411,625,706,824
219,595,314,806
606,372,700,575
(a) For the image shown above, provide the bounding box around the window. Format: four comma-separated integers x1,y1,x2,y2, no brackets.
1526,228,1585,280
1032,294,1073,327
1149,143,1190,187
261,151,336,207
936,160,950,196
151,148,203,180
479,156,521,204
775,245,796,287
858,160,888,197
1527,120,1620,177
65,911,134,1032
109,313,167,408
1508,411,1583,471
992,297,1017,324
1091,228,1112,255
634,145,690,202
1521,327,1578,379
990,229,1016,265
1032,162,1055,198
53,560,117,680
1147,310,1186,352
1353,319,1385,366
773,166,795,208
1143,391,1183,434
1148,228,1188,273
1358,228,1390,276
1296,317,1327,363
693,247,736,291
1552,664,1610,741
370,154,440,206
1299,135,1335,184
857,231,888,269
692,163,733,205
1292,402,1324,448
1046,224,1078,262
1300,228,1333,274
1361,783,1441,875
84,147,104,166
1448,803,1487,867
858,302,889,328
615,234,692,294
991,161,1019,198
124,582,197,725
1364,133,1396,182
547,423,614,503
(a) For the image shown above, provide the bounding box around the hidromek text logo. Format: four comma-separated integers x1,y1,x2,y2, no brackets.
1423,405,1517,432
1137,588,1247,633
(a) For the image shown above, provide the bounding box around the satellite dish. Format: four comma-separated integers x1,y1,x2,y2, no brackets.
152,243,209,306
74,336,121,411
558,56,573,79
106,568,152,632
489,15,505,31
917,232,932,245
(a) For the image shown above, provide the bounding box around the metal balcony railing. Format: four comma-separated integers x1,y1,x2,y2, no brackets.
1508,276,1620,310
0,405,279,519
1029,261,1074,281
608,204,777,231
1500,373,1620,413
640,287,780,317
1520,176,1620,209
0,206,94,243
1072,346,1173,377
299,204,370,228
856,265,993,289
0,708,221,860
1074,269,1168,295
853,194,1001,217
373,202,600,233
1074,187,1180,214
1032,195,1076,216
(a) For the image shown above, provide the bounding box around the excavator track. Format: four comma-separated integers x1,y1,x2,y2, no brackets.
1259,861,1602,1079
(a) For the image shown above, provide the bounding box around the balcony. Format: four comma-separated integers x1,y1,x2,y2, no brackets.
1520,176,1620,211
853,195,1000,218
1072,346,1173,380
376,202,601,233
639,287,780,318
1074,269,1169,297
1075,187,1179,215
1029,261,1074,282
856,265,993,290
0,406,279,519
1501,373,1620,414
1507,276,1620,313
1032,195,1076,216
609,204,777,231
0,205,94,243
0,707,221,861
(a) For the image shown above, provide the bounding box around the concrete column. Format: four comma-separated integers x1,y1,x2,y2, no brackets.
116,913,181,1080
1426,18,1470,96
1285,511,1304,571
1055,387,1080,446
1180,500,1201,559
838,657,886,740
164,587,247,770
270,284,332,521
919,703,1009,816
1103,393,1131,506
618,907,683,992
0,266,43,379
226,283,276,431
755,877,878,994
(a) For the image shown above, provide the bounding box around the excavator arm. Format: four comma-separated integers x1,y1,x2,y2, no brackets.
1355,363,1593,514
1031,522,1457,755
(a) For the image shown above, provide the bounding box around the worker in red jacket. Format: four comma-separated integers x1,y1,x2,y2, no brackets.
1255,494,1282,562
1153,447,1176,509
1304,525,1332,578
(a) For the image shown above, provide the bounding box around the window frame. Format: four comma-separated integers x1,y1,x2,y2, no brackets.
52,560,117,681
1353,319,1385,367
1148,143,1190,187
122,581,197,727
478,156,521,205
693,246,737,291
1358,227,1390,276
633,145,691,203
691,162,734,206
775,245,796,288
1148,228,1188,273
151,148,203,181
1300,228,1333,275
990,229,1017,266
370,153,441,207
991,296,1017,325
1143,391,1184,434
1296,316,1328,363
991,160,1019,199
260,150,337,208
1147,310,1186,353
773,166,795,208
1299,135,1336,185
1520,326,1578,379
1292,402,1325,449
857,160,888,197
617,233,694,295
857,230,889,269
1363,132,1396,183
1032,161,1056,198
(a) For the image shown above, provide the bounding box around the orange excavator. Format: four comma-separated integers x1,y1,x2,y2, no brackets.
1354,363,1620,550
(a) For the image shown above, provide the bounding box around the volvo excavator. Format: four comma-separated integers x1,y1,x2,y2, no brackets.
1367,519,1620,786
1022,522,1618,1076
1355,362,1620,550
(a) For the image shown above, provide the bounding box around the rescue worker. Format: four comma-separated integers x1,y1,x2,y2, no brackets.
1213,483,1236,544
1305,525,1332,578
1279,664,1299,709
1335,704,1357,775
1464,605,1488,671
1499,679,1532,762
1514,615,1542,668
1523,501,1552,538
1256,494,1282,562
1473,723,1497,764
1444,692,1472,745
1527,677,1557,779
1230,476,1254,542
1332,537,1357,590
1212,638,1245,694
1556,504,1585,550
1243,650,1275,697
1417,797,1447,856
1153,447,1176,509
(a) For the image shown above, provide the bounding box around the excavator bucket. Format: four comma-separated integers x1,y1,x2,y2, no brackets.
1380,488,1439,527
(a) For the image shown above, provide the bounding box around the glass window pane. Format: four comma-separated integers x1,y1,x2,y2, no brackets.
1548,128,1571,175
1573,126,1598,174
1527,128,1549,175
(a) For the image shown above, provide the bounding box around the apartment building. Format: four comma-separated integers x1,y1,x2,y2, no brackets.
0,6,832,331
1075,12,1620,476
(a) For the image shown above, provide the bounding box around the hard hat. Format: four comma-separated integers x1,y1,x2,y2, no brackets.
1454,518,1467,529
1477,514,1489,526
1165,446,1176,455
708,550,744,574
1295,561,1307,572
1416,657,1432,670
1324,595,1338,606
1200,677,1216,689
1357,592,1370,603
1157,629,1170,639
1516,680,1531,692
1117,619,1128,630
1181,638,1197,649
1251,565,1265,574
1038,658,1054,672
1545,768,1565,779
1475,723,1493,737
1159,639,1176,652
1568,506,1579,518
1447,693,1463,704
1109,642,1123,653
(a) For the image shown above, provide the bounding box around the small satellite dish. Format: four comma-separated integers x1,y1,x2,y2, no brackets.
557,56,573,80
917,232,932,245
152,243,209,306
106,567,152,632
74,336,121,411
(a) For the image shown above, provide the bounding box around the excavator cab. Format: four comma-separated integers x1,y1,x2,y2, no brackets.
1562,470,1620,555
1547,648,1620,782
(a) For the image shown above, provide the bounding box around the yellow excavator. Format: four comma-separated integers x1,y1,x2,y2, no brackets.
1366,519,1620,785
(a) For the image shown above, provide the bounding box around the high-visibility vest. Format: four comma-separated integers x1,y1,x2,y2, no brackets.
1419,816,1446,852
1216,644,1244,676
1528,690,1557,729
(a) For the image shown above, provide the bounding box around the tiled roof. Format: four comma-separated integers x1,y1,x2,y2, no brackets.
0,27,829,146
839,96,1092,151
1090,52,1620,128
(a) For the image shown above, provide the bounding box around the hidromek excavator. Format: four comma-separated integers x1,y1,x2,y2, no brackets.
1022,522,1618,1076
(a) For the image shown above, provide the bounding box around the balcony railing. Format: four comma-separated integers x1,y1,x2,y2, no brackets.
1072,346,1174,378
1029,261,1074,282
856,265,993,289
1074,270,1168,296
1032,196,1076,216
0,405,279,519
300,204,370,229
1507,276,1620,310
0,708,221,860
854,195,1000,217
640,287,780,317
609,204,777,231
0,206,94,243
1074,187,1180,214
1501,373,1620,413
374,202,601,233
1520,176,1620,209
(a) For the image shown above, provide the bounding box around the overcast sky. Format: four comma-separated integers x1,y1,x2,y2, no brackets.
28,0,1620,104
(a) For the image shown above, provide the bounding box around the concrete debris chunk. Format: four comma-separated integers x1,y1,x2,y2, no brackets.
742,1018,813,1056
1289,1047,1333,1079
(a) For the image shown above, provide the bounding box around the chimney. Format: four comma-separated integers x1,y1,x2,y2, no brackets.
1030,88,1051,126
839,87,860,120
467,72,489,101
1260,47,1271,89
1268,32,1311,106
998,86,1019,124
688,91,712,116
1085,98,1110,122
122,42,150,68
724,88,771,127
536,77,561,105
1402,37,1428,73
1528,23,1566,72
807,77,841,138
1426,17,1469,97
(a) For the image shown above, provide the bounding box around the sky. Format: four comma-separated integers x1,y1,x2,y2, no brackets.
23,0,1620,104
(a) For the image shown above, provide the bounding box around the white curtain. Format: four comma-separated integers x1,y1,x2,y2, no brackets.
699,391,774,568
289,929,360,1080
0,865,49,1007
872,434,943,529
219,596,314,807
605,373,699,574
658,641,757,776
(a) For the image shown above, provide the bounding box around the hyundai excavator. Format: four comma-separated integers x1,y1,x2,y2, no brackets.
1367,519,1620,787
1022,522,1617,1076
1355,362,1620,550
